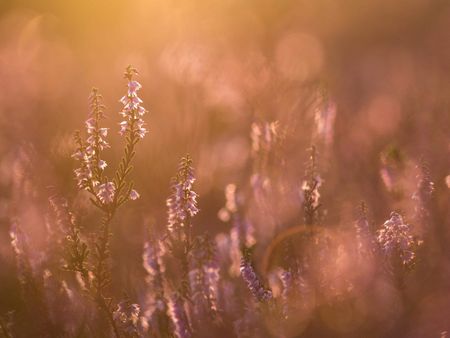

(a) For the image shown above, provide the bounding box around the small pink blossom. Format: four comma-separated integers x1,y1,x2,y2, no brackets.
98,160,107,170
129,189,140,201
97,182,116,204
128,80,142,94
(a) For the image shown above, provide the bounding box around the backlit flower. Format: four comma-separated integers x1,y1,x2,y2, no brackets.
119,65,148,140
97,182,116,204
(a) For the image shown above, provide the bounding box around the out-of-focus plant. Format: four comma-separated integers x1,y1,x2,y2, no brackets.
239,247,272,303
300,145,322,226
165,154,199,300
377,212,421,287
142,233,171,337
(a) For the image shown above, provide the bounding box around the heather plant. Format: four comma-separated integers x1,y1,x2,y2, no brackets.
4,100,436,338
300,145,322,226
0,10,450,338
188,235,219,323
377,212,421,287
239,247,272,303
142,234,171,337
64,65,148,337
412,160,435,225
165,154,199,300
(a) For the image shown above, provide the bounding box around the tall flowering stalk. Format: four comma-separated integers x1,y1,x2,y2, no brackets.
354,202,377,258
249,121,286,230
167,155,199,234
313,91,336,150
250,121,285,183
73,88,109,192
142,236,171,337
51,196,90,282
166,154,199,299
300,146,322,226
240,249,272,303
279,270,294,319
279,238,308,320
10,221,33,289
412,160,434,224
218,184,256,276
219,184,255,249
169,293,192,338
377,212,421,286
112,65,148,207
188,235,220,324
9,221,56,336
70,65,148,337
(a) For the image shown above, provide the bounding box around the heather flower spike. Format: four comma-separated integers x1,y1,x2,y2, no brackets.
97,181,116,204
167,154,199,233
110,65,148,208
73,88,109,192
189,235,219,321
68,67,149,338
377,212,420,271
169,292,192,338
412,160,434,223
166,154,199,299
240,250,272,303
119,65,148,139
142,236,170,335
355,202,377,257
301,145,322,226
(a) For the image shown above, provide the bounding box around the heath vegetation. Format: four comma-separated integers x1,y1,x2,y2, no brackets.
0,1,449,337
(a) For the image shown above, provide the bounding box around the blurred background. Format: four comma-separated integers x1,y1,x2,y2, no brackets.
0,0,449,337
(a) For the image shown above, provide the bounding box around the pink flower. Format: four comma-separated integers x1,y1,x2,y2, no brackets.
119,121,128,136
97,182,116,204
167,155,199,232
98,160,107,170
118,67,148,140
128,80,142,94
72,89,110,191
129,189,140,201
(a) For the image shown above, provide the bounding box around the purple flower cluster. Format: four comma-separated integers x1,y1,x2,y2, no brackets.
377,212,417,268
141,238,173,337
278,266,310,319
73,89,109,191
96,181,116,205
72,68,148,206
412,161,434,223
113,300,141,336
167,155,199,233
300,146,322,225
142,239,167,319
354,203,377,257
4,58,437,338
169,293,192,338
119,66,148,139
189,237,219,319
240,257,272,302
